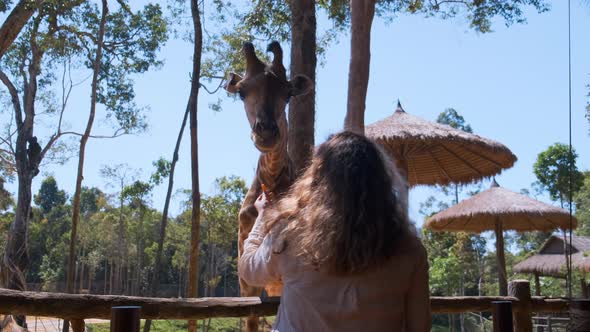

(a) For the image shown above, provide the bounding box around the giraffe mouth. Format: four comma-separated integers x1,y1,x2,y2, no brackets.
252,132,279,152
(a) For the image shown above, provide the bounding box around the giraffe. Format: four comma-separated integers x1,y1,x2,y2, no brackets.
224,41,312,332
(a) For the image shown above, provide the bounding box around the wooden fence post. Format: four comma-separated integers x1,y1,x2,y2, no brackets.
71,319,85,332
509,280,532,332
492,301,513,332
110,306,141,332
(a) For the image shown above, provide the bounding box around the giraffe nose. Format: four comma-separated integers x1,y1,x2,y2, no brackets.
253,120,278,138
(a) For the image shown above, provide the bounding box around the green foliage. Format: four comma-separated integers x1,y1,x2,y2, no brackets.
319,0,548,33
575,173,590,236
121,180,153,207
0,177,14,211
436,108,473,133
0,151,15,180
1,0,168,140
150,157,171,186
199,0,342,85
0,0,10,12
200,176,247,296
80,186,105,215
34,176,67,214
533,143,584,207
38,239,67,291
423,229,486,296
87,318,243,332
97,2,168,133
514,231,551,254
0,198,13,259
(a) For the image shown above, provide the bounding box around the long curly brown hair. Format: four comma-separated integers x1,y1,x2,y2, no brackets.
263,131,413,275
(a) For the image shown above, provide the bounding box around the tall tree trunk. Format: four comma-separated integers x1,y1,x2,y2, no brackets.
288,0,316,174
63,5,107,332
88,267,93,294
344,0,376,135
79,261,85,293
0,0,36,60
117,194,125,294
188,1,203,332
103,260,107,294
143,108,190,332
109,260,113,294
178,268,183,298
2,172,32,291
0,17,43,328
137,206,145,295
459,275,465,332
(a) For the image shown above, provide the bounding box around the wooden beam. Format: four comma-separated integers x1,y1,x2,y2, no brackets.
430,296,517,313
0,289,279,320
0,288,570,320
530,297,569,312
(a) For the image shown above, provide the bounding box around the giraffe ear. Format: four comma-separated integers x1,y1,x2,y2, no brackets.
288,75,313,97
224,72,243,94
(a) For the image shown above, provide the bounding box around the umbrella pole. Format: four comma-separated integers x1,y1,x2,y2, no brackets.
563,229,571,298
397,158,409,213
495,219,508,296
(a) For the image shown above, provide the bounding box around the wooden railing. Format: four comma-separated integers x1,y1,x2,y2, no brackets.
0,280,571,332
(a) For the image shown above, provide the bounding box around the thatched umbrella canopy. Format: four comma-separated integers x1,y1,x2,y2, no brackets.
425,180,577,296
514,235,590,296
365,102,517,189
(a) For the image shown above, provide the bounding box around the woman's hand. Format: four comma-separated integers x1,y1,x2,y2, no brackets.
255,192,269,214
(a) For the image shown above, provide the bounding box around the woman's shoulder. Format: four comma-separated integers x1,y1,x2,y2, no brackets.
395,231,428,260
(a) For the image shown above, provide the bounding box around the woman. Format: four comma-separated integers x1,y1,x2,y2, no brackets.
239,131,430,331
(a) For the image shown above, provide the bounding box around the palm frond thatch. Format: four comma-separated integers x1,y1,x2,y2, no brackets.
366,103,517,186
424,182,576,233
514,235,590,277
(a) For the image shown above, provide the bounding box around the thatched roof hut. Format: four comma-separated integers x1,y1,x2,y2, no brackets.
514,235,590,278
365,102,517,187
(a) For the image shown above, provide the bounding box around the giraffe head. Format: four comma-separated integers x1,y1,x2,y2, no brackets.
225,41,312,153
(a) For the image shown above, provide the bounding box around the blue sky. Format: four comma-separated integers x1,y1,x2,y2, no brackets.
3,1,590,229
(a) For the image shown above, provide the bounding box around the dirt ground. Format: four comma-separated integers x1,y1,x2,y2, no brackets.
1,317,108,332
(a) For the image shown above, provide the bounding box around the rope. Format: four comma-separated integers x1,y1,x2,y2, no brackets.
567,0,573,299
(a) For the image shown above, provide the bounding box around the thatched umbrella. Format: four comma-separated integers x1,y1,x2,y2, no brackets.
365,102,517,193
425,180,577,295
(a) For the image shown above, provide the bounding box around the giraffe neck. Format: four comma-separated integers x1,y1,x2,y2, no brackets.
256,116,290,193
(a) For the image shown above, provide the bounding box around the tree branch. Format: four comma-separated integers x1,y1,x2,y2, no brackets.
0,70,23,127
60,131,128,139
58,58,74,135
55,25,98,44
40,133,59,162
0,136,15,154
0,0,38,60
